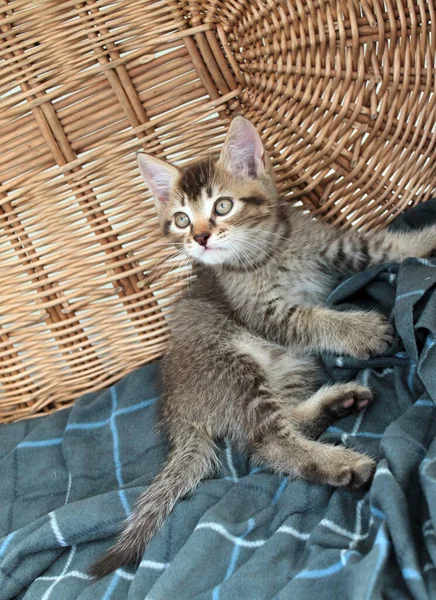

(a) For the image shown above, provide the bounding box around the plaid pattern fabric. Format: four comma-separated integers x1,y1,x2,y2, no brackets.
2,204,436,599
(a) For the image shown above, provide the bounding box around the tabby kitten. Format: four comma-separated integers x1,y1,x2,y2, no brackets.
91,116,436,577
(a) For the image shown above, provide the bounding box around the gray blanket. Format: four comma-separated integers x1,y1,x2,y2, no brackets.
1,203,436,599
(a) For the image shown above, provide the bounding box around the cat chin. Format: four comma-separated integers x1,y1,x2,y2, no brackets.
188,247,233,266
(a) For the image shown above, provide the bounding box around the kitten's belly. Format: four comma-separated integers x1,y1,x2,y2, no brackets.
233,332,320,392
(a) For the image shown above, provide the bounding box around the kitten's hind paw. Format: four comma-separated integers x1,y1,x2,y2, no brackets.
302,446,376,490
339,455,376,490
326,384,373,418
326,449,376,490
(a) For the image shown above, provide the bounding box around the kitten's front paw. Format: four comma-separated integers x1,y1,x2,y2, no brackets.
344,311,393,359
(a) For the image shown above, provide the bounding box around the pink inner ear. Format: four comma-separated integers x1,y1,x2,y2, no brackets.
152,181,171,204
223,119,264,177
138,156,176,204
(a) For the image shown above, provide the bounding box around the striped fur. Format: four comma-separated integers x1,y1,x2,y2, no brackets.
91,117,436,577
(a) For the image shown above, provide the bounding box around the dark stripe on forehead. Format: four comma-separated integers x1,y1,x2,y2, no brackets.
178,159,216,201
240,195,266,205
163,220,171,236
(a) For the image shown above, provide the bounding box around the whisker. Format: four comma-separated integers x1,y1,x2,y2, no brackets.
174,254,192,299
229,232,280,253
232,215,268,228
229,229,284,262
182,255,195,298
242,228,291,242
227,240,249,273
247,244,277,268
149,242,184,247
231,239,258,271
238,239,279,268
149,248,182,271
231,231,279,246
147,248,188,284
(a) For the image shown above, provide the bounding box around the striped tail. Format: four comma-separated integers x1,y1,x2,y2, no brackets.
89,429,217,579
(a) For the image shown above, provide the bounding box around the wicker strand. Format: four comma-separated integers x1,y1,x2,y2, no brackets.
1,0,435,422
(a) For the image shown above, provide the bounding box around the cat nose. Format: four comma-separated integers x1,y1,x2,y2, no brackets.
194,232,210,247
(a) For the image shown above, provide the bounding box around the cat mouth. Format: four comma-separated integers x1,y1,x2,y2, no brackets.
199,246,224,258
189,244,229,264
195,244,224,254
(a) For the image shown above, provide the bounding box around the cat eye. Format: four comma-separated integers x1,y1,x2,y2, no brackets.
214,197,233,216
174,212,191,228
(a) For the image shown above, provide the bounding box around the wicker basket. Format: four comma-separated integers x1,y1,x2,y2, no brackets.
0,0,435,423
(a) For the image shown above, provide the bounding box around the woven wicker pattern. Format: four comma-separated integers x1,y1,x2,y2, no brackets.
0,0,435,422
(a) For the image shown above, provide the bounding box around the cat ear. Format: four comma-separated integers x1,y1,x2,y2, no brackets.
137,152,180,208
219,116,265,178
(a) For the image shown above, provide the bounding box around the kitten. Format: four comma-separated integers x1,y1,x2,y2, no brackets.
91,116,436,578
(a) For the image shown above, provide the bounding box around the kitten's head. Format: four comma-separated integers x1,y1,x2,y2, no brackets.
137,116,279,267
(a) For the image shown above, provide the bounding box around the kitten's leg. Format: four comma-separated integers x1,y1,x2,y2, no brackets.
239,338,372,441
291,382,373,439
270,226,436,355
365,226,436,264
328,226,436,272
261,304,392,359
249,424,375,489
241,380,374,488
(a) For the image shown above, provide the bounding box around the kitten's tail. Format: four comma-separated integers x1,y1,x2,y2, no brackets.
89,427,217,579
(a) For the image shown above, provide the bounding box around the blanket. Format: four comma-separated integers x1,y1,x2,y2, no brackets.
2,202,436,600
